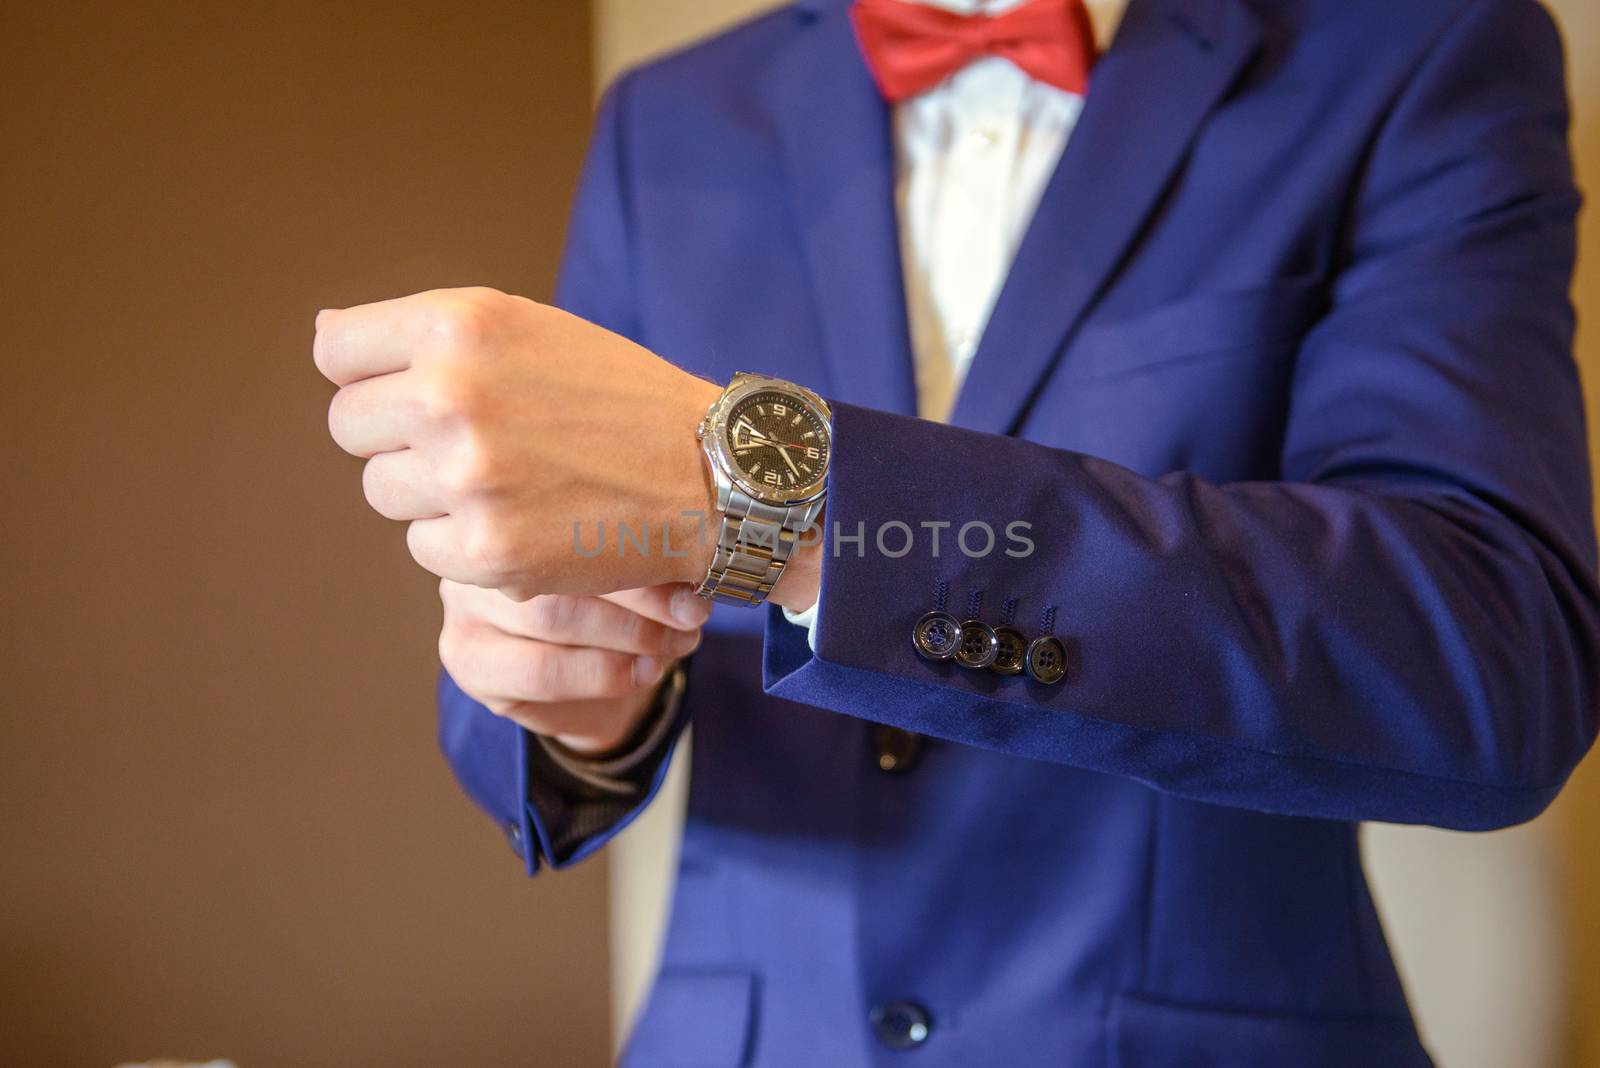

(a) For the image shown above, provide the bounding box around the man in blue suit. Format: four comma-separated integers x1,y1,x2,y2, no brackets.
315,0,1598,1062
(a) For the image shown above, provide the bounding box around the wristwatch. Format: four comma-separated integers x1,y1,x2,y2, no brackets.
694,372,832,606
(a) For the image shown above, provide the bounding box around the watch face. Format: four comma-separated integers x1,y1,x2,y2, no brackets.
723,389,829,498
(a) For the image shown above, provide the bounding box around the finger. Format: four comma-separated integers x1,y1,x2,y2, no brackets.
486,593,700,657
407,515,487,585
492,694,644,743
363,449,448,521
327,370,419,458
600,583,711,631
455,584,699,656
313,297,424,386
441,624,667,703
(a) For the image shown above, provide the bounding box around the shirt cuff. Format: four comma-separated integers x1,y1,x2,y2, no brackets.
781,601,822,652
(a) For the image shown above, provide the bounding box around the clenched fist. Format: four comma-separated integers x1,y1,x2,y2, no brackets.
439,579,709,752
315,287,722,601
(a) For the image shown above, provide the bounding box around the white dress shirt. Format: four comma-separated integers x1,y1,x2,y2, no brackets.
785,0,1128,642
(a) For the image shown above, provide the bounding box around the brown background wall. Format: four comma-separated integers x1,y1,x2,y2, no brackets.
0,2,611,1065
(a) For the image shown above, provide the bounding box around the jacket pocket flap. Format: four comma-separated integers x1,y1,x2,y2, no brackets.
624,969,758,1067
1109,992,1432,1068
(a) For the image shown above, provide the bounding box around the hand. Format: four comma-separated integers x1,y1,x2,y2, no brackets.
439,579,709,753
315,287,722,601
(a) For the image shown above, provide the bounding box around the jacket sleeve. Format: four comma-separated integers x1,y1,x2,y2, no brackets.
436,71,690,872
764,0,1599,830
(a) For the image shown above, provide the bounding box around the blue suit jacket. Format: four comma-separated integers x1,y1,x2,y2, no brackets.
439,0,1598,1063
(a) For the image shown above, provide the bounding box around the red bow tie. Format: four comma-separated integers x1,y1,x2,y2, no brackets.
850,0,1097,103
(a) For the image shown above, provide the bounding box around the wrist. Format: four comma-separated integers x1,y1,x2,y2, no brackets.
669,377,724,587
538,663,689,795
552,661,682,756
769,513,823,612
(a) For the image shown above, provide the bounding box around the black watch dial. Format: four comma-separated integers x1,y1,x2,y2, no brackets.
724,390,829,495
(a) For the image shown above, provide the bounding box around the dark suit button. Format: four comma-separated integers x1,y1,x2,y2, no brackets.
991,625,1027,675
870,1000,932,1050
872,725,924,774
503,820,525,857
1025,635,1069,685
953,618,999,669
912,611,963,661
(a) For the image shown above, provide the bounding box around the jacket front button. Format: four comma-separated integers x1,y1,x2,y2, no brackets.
870,1000,932,1050
872,725,924,775
503,820,525,858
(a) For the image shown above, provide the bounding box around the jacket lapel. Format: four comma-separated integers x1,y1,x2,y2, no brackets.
771,1,920,416
948,0,1264,434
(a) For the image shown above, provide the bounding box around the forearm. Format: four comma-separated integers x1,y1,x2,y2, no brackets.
765,403,1600,829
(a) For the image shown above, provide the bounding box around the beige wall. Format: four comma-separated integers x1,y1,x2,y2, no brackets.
0,3,611,1065
594,0,782,87
1546,1,1600,1061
